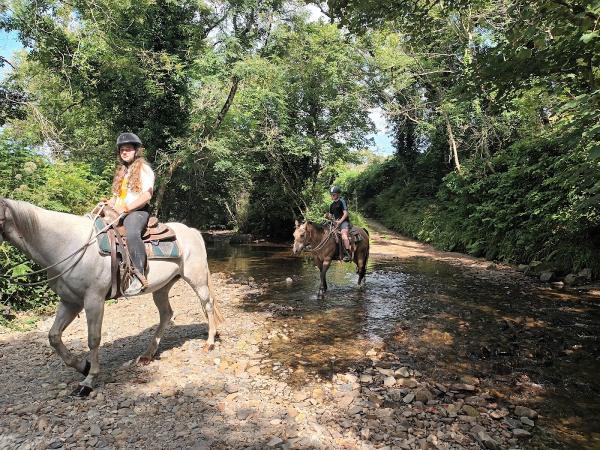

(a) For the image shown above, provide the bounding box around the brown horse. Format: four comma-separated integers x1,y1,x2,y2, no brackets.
292,220,370,294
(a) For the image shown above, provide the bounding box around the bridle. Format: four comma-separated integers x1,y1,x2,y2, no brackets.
303,221,335,254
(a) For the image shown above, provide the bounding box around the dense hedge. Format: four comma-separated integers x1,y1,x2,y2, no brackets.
345,135,600,276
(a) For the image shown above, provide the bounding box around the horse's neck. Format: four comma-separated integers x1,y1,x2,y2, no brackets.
308,225,325,245
7,201,92,268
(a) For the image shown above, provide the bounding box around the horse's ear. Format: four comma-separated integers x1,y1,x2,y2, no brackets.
294,219,300,228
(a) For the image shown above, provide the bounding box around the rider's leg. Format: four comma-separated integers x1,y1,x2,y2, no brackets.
123,209,150,295
341,228,351,251
341,225,351,262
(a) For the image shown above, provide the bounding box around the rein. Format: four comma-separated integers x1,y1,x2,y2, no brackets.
0,202,121,286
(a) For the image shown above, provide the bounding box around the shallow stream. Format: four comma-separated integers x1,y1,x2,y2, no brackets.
207,242,600,449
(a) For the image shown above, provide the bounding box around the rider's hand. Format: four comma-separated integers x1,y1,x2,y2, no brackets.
114,205,127,215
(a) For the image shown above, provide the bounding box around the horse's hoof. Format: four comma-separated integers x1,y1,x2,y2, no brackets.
70,385,93,397
138,356,153,365
203,343,215,352
81,360,91,376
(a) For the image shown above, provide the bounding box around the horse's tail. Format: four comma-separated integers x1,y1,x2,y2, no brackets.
207,268,225,326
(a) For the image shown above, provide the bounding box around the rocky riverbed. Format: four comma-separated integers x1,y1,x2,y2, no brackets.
1,221,598,449
0,275,541,450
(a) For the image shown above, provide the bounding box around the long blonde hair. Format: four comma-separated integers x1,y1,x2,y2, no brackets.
112,150,149,195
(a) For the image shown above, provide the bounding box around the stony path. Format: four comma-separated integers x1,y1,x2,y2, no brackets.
0,226,556,450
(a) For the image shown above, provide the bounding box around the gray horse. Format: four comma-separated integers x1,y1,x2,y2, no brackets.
0,198,223,396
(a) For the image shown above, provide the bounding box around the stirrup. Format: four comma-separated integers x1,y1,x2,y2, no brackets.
123,273,147,297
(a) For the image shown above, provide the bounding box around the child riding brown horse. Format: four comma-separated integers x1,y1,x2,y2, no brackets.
292,220,370,295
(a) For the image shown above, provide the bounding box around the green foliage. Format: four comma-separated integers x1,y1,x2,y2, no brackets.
0,134,109,314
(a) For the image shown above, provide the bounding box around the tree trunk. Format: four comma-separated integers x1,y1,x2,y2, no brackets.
444,112,462,173
153,76,241,216
153,155,182,216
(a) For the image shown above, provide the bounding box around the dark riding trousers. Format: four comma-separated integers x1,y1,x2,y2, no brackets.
123,206,150,274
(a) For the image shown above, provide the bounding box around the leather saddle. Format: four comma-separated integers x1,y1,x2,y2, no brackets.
331,224,363,261
92,203,177,299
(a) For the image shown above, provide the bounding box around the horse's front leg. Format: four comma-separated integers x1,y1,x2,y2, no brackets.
49,301,89,374
72,296,104,397
320,257,331,294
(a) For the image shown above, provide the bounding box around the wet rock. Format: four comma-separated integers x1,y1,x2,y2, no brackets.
360,374,373,383
236,408,255,420
376,367,395,377
267,436,284,447
383,376,396,387
564,273,578,285
461,405,479,417
490,409,509,420
396,378,418,388
578,268,592,281
395,367,410,378
520,417,535,427
476,431,500,450
403,393,415,404
451,383,476,392
539,271,554,282
512,428,532,438
415,389,433,403
514,406,538,419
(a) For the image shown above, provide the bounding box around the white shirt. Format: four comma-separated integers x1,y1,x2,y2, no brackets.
116,162,155,208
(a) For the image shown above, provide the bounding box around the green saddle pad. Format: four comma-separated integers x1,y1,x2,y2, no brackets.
94,217,180,259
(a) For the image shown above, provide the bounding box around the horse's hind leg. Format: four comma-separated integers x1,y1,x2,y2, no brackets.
49,301,88,374
138,279,177,364
182,271,220,351
357,245,369,285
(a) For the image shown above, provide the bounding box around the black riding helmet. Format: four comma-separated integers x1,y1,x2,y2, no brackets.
330,186,341,194
116,132,142,149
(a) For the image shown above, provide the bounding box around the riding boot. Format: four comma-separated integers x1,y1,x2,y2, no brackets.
123,210,150,297
343,248,351,262
123,275,143,296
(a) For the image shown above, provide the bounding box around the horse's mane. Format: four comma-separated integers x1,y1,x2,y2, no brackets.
6,200,40,237
306,220,324,231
